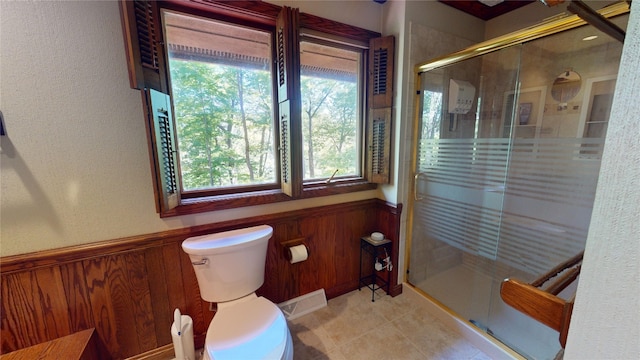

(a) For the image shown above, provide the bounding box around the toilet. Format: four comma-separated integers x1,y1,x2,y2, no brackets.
182,225,294,360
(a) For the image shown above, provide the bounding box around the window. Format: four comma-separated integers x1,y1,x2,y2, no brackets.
299,40,362,181
119,0,393,216
163,11,277,192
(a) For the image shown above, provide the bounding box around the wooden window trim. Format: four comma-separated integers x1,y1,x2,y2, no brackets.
163,0,280,27
160,180,376,217
299,12,380,42
120,0,389,216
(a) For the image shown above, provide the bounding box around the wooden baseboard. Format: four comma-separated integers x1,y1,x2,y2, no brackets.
125,344,174,360
389,283,403,297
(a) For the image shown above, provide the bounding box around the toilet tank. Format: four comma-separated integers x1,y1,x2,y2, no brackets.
182,225,273,302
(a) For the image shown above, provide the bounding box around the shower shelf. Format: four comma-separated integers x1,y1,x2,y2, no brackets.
500,251,583,348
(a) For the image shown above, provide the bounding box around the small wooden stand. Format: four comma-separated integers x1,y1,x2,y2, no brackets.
0,328,107,360
500,251,583,348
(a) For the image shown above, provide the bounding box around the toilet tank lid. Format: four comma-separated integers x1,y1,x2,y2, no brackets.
182,225,273,255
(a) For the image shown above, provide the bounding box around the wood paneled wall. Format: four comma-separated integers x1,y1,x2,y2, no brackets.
1,199,402,359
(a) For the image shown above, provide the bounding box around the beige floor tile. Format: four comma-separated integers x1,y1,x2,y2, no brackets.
310,291,386,347
469,349,493,360
338,322,426,360
289,312,337,359
391,309,478,359
366,291,418,322
322,347,349,360
174,289,494,360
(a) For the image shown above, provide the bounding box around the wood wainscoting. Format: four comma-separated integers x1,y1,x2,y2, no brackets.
0,199,402,359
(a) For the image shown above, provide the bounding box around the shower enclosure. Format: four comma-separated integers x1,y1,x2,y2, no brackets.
407,3,629,359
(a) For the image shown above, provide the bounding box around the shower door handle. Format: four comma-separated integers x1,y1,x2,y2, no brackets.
414,172,428,201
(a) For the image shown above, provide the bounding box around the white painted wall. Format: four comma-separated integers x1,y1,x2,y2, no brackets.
0,1,380,257
565,3,640,358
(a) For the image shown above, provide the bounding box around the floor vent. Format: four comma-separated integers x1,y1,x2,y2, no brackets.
278,288,327,320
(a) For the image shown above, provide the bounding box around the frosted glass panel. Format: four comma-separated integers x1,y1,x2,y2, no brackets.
416,137,603,277
416,138,510,261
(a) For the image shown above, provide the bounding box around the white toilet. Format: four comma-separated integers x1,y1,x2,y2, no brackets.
182,225,294,360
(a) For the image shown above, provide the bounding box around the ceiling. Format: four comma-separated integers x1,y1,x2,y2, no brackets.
438,0,537,20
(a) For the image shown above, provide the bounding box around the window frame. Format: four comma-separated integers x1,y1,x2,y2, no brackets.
298,34,367,183
119,0,392,216
162,9,282,196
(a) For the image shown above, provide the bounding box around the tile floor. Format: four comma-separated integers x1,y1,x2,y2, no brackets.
288,288,492,360
171,288,494,360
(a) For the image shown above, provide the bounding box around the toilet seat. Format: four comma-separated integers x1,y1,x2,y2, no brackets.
204,296,291,360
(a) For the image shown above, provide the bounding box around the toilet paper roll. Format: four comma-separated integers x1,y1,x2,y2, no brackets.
289,244,308,264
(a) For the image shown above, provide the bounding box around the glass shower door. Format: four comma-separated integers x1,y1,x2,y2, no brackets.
482,24,625,359
408,45,521,328
408,13,626,359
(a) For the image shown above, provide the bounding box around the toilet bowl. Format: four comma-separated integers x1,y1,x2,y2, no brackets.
182,225,293,360
202,294,293,360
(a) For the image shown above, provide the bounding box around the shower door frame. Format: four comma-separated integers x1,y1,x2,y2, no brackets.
405,0,629,286
404,0,630,352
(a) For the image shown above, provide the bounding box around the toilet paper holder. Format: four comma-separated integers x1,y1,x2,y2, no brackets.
281,238,309,261
285,244,309,262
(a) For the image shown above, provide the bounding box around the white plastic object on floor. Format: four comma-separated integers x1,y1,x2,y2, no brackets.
171,308,196,360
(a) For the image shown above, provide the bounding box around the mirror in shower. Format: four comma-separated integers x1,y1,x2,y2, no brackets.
551,70,582,102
